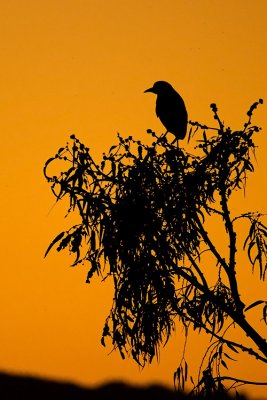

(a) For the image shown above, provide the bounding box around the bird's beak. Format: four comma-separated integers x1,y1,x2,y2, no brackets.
144,87,154,93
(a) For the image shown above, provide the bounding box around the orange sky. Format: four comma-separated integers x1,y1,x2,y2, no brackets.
0,0,267,398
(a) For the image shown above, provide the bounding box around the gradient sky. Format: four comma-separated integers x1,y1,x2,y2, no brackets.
0,1,267,398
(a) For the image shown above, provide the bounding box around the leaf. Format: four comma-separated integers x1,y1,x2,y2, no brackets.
44,231,65,258
43,156,57,179
108,145,118,154
184,361,188,382
244,300,265,312
221,359,228,369
138,145,143,159
91,230,96,251
224,352,237,361
263,304,267,324
187,126,193,144
226,342,239,354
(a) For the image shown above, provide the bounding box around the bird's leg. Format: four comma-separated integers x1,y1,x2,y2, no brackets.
171,137,179,147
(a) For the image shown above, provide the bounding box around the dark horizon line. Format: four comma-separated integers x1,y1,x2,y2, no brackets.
0,370,251,400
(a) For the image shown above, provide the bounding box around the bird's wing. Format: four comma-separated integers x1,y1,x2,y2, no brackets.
156,93,188,139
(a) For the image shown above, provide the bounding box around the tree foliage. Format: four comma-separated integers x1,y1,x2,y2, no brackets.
44,99,267,398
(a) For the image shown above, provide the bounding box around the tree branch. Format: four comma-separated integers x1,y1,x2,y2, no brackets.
194,213,228,271
219,187,244,314
215,376,267,386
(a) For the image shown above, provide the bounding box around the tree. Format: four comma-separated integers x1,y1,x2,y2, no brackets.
44,99,266,398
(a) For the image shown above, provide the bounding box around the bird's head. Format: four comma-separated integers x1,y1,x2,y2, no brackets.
144,81,174,94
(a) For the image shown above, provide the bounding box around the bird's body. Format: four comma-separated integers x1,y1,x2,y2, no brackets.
144,81,188,141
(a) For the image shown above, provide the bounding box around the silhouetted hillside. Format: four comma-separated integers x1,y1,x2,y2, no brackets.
0,371,250,399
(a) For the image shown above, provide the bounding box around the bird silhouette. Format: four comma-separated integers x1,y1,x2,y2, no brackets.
144,81,188,142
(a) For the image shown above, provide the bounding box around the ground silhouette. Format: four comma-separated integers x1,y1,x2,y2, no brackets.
0,371,252,399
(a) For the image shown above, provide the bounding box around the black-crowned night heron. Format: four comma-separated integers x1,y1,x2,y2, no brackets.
144,81,188,142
